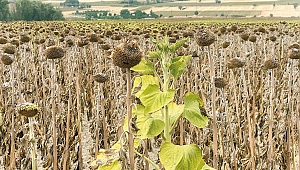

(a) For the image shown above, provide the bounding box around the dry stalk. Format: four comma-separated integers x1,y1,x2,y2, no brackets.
50,60,58,170
63,54,74,170
267,69,275,168
126,68,135,170
76,54,83,169
9,64,16,169
100,84,108,149
207,47,218,169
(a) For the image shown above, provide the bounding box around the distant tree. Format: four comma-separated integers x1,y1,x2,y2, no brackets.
270,14,273,17
194,11,198,15
294,3,298,9
273,2,275,7
12,0,64,20
0,0,10,21
134,10,147,19
149,10,159,18
120,9,131,19
178,5,182,10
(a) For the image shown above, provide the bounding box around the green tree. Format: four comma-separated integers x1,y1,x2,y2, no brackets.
120,9,131,19
194,11,198,15
178,5,182,10
149,10,158,18
134,10,147,19
12,0,64,20
0,0,10,21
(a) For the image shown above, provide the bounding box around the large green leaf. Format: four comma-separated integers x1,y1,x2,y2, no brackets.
134,75,159,98
140,84,175,114
90,149,121,170
131,59,154,75
159,142,207,170
130,104,164,139
169,38,189,53
170,55,192,79
183,92,208,128
168,102,184,128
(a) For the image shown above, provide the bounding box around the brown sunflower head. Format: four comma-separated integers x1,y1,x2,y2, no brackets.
214,77,227,88
222,41,230,48
2,43,16,54
227,57,246,69
20,34,31,43
240,32,249,41
248,35,257,43
0,37,8,44
195,29,216,47
17,102,40,117
288,48,300,59
263,57,279,69
44,46,64,59
92,73,108,83
112,38,143,68
89,33,99,42
1,54,14,65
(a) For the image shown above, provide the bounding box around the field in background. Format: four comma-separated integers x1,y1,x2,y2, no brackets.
38,0,300,19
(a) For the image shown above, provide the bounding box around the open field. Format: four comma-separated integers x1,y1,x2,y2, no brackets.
0,19,300,170
45,0,300,19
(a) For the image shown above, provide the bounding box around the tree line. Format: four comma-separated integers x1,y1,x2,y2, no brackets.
0,0,64,21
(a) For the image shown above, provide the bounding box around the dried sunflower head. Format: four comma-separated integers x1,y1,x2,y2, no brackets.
222,41,230,48
0,37,8,44
92,73,108,83
44,46,64,59
17,102,40,117
2,43,16,54
227,57,246,69
288,48,300,59
263,57,279,70
195,29,216,47
89,33,99,42
112,38,143,68
248,35,257,43
214,77,227,88
240,32,249,41
20,34,31,43
1,54,14,65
